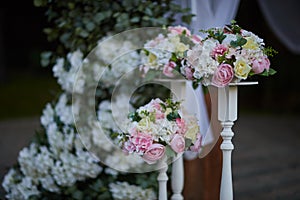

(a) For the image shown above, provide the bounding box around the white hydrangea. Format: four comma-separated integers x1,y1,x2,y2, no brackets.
241,30,264,44
187,42,218,85
105,150,144,172
109,182,156,200
53,50,84,93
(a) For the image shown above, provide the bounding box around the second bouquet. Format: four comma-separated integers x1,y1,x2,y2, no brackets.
117,98,202,164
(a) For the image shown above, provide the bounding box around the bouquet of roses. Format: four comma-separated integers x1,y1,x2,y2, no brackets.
185,20,277,87
118,98,202,164
140,25,201,79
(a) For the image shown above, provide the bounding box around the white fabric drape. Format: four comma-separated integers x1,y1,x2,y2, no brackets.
176,0,240,159
258,0,300,54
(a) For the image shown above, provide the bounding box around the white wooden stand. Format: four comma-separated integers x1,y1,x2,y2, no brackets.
157,158,169,200
157,80,257,200
218,82,258,200
156,79,186,200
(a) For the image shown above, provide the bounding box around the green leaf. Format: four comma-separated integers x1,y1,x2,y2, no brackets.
259,68,277,76
86,22,95,32
128,112,141,122
33,0,47,7
268,68,277,75
167,111,180,121
78,30,89,38
230,35,247,47
40,51,52,67
165,145,176,158
145,7,153,16
130,16,140,23
185,138,192,148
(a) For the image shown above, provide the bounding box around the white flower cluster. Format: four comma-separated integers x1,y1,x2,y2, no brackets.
187,40,219,84
53,38,141,94
3,32,162,198
109,182,156,200
53,50,84,93
2,169,40,200
2,93,103,199
142,32,190,70
95,37,140,87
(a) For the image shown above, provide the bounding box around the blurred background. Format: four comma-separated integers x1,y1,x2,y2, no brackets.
0,0,299,199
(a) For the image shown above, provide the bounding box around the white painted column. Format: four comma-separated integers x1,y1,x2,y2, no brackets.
171,155,184,200
158,158,169,200
170,80,186,200
218,82,258,200
218,85,236,200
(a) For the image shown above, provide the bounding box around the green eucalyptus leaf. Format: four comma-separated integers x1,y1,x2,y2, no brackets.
165,145,176,158
86,22,95,32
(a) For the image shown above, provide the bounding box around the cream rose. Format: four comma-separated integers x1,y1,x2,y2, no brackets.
234,58,251,79
243,37,259,50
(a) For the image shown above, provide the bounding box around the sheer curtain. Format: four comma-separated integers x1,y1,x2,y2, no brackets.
258,0,300,54
175,0,241,159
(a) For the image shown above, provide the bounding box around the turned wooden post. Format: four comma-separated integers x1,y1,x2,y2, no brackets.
170,81,185,200
218,82,257,200
158,158,169,200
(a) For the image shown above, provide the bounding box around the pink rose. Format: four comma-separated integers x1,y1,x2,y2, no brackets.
123,140,135,154
170,134,185,153
212,64,234,87
251,56,270,74
211,44,228,59
147,34,165,47
155,111,165,120
176,118,187,134
163,61,176,77
130,132,153,153
168,26,191,36
192,34,202,44
139,65,150,77
149,99,165,119
190,133,202,152
149,98,163,110
143,143,165,164
184,66,194,80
